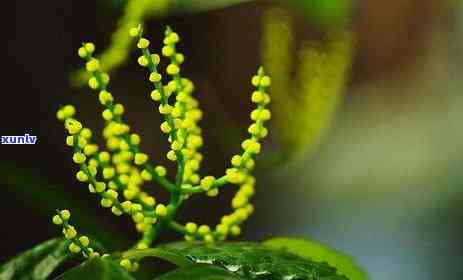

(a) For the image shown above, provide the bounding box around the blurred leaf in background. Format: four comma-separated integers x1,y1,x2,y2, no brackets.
280,0,353,29
261,7,354,163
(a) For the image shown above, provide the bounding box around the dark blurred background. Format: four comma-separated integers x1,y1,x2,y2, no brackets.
2,0,463,279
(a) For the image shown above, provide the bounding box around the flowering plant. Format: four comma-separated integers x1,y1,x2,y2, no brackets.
0,25,367,280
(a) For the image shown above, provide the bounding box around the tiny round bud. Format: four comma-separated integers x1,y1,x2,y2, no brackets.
134,153,148,165
68,242,81,253
72,152,86,164
185,222,197,234
150,90,161,101
166,64,180,75
155,204,167,217
84,43,95,54
162,46,174,57
138,56,149,67
149,72,162,83
129,27,140,37
79,236,90,247
155,165,167,177
198,225,210,236
100,198,113,208
166,150,177,161
137,38,150,49
120,259,132,271
76,170,88,182
60,210,71,220
52,215,63,225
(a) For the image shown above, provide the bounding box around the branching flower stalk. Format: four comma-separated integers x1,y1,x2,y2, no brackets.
53,25,271,269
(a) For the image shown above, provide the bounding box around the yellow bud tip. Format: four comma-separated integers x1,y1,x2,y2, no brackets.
68,242,81,253
79,236,90,247
134,153,148,165
60,210,71,220
84,43,95,54
166,64,180,75
120,259,132,271
155,165,167,177
129,26,140,37
185,222,197,234
149,72,162,83
155,204,168,217
52,215,63,225
137,38,150,49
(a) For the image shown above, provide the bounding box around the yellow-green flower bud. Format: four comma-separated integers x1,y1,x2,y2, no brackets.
200,176,215,191
129,27,140,37
166,64,180,75
185,222,197,234
88,77,99,89
65,119,83,135
155,204,167,217
197,225,210,236
151,90,161,101
79,236,90,247
64,226,77,239
160,121,171,134
141,169,152,181
134,153,148,165
68,242,81,253
60,210,71,220
100,198,113,208
52,215,63,225
155,165,167,177
207,189,219,197
137,38,150,49
76,171,88,182
111,206,123,216
95,182,106,193
137,56,149,67
149,72,162,83
230,225,241,236
120,259,132,271
166,150,177,161
84,43,95,54
162,46,174,57
86,59,100,72
99,90,113,105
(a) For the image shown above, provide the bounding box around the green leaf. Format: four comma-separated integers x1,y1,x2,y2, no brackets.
54,257,134,280
122,248,192,267
263,237,369,280
132,241,348,280
154,264,246,280
0,238,74,280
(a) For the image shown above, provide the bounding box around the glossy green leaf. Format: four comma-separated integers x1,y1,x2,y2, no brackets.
263,237,369,280
122,248,192,267
154,264,246,280
146,241,348,280
54,257,134,280
0,238,74,280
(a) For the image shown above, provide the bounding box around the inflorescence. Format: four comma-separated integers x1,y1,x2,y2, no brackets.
53,25,271,269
